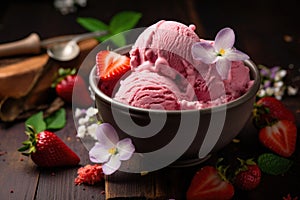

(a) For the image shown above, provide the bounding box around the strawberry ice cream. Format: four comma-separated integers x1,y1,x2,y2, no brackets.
105,20,253,110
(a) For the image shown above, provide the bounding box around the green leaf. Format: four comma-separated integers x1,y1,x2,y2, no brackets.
110,34,127,47
18,144,30,152
25,111,46,133
77,17,109,32
109,11,142,34
258,153,293,175
45,108,66,130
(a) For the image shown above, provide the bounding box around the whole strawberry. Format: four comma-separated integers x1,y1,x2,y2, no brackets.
186,165,234,200
52,68,93,107
234,158,261,191
253,96,295,128
18,125,80,167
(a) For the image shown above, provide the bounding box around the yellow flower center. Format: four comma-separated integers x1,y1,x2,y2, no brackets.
108,147,117,155
219,48,225,56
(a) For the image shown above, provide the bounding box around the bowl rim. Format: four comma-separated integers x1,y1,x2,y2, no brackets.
89,45,261,114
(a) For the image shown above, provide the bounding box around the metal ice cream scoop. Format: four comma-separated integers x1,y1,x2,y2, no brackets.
46,30,107,61
0,30,108,61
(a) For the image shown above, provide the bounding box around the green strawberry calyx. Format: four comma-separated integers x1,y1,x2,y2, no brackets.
234,158,257,176
51,68,77,88
216,158,231,182
252,103,277,128
18,125,39,156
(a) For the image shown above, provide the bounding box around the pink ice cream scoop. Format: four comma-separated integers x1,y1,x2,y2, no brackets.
112,20,253,110
113,63,198,110
114,70,180,110
130,20,200,80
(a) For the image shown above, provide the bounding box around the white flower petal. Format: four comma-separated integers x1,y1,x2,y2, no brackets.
75,108,84,118
95,123,119,146
89,143,111,163
191,42,217,64
117,138,135,161
86,107,98,117
214,28,235,50
87,123,98,136
77,125,86,138
288,86,298,95
216,59,231,80
102,155,121,175
226,49,249,61
78,117,88,125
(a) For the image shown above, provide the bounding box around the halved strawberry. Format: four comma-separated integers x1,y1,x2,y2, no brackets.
96,50,130,81
186,166,234,200
253,96,295,128
259,120,297,157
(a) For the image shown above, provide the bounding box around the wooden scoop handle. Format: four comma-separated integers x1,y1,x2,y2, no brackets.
0,33,41,57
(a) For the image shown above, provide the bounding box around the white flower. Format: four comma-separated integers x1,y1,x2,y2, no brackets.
75,108,85,118
257,89,266,97
287,86,298,96
274,70,287,81
274,81,284,88
78,116,89,125
89,123,135,175
192,27,249,80
87,124,99,140
77,125,86,138
265,87,274,96
86,107,98,117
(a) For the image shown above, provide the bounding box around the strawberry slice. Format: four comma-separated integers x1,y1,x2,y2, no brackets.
96,50,130,80
253,96,295,128
259,120,297,157
186,166,234,200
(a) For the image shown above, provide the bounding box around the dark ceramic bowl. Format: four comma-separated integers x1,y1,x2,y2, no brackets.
89,45,260,169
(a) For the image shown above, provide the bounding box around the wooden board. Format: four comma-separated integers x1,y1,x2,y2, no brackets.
0,38,98,122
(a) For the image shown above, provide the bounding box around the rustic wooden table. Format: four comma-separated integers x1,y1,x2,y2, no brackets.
1,0,300,199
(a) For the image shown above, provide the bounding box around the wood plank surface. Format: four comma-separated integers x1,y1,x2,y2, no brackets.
0,0,299,199
0,122,39,200
105,167,197,200
0,107,106,200
34,108,106,200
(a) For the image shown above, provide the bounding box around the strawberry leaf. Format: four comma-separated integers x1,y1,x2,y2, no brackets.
45,108,66,130
25,108,67,133
110,34,126,47
77,11,142,47
76,17,109,32
109,11,142,34
25,111,46,133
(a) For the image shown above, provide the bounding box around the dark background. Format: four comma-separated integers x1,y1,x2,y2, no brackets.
0,1,299,199
1,0,299,68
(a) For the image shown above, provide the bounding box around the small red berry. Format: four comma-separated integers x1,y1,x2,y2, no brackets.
234,158,261,191
235,164,261,190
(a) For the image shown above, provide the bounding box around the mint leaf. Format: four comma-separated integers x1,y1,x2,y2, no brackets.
77,17,109,32
45,108,66,130
25,111,46,133
77,11,142,46
258,153,293,175
109,11,142,34
110,34,126,47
